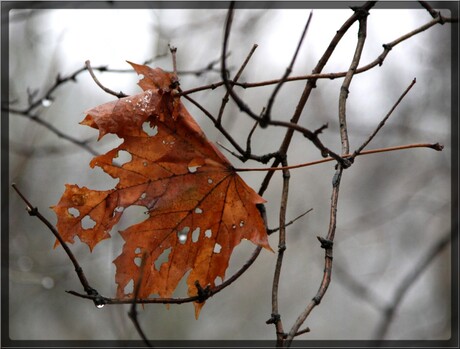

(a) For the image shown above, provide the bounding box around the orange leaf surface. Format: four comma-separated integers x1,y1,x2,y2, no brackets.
52,62,272,317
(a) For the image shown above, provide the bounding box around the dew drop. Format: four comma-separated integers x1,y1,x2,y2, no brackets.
96,304,105,309
41,276,54,289
41,98,52,107
239,220,245,227
140,192,147,199
143,161,148,167
232,224,236,229
177,227,190,244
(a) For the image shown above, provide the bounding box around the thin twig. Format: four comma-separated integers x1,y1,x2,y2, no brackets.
269,158,290,345
183,93,278,164
67,246,263,305
257,1,378,197
285,166,343,345
168,44,178,77
234,142,443,172
285,6,373,344
217,44,258,125
350,78,417,160
338,8,368,155
85,60,128,98
221,4,347,168
267,209,313,235
6,110,99,156
179,13,456,97
262,11,313,126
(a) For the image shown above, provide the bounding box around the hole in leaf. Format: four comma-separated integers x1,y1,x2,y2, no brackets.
124,280,134,294
68,207,80,217
134,257,142,267
205,229,212,238
214,276,223,286
191,227,200,242
208,178,213,184
114,150,132,166
135,247,142,254
177,226,190,244
81,215,96,229
140,192,147,200
188,165,200,173
213,243,222,254
195,207,203,214
115,205,146,231
142,123,158,136
154,247,171,270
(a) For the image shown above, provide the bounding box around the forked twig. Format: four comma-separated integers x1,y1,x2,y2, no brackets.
350,78,417,160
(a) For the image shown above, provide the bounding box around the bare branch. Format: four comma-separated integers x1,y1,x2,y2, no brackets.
338,8,368,155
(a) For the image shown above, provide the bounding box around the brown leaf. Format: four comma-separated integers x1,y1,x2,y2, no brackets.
52,63,271,317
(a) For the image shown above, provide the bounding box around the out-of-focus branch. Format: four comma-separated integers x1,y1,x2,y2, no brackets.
374,231,452,339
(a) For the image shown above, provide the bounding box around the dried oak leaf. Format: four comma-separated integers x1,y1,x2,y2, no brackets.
52,61,272,317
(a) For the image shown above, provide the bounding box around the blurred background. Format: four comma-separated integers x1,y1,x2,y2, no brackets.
6,2,454,342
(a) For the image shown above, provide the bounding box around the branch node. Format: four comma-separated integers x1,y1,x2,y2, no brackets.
312,295,321,305
317,236,333,250
194,280,211,303
266,312,281,324
27,206,38,216
314,123,328,135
